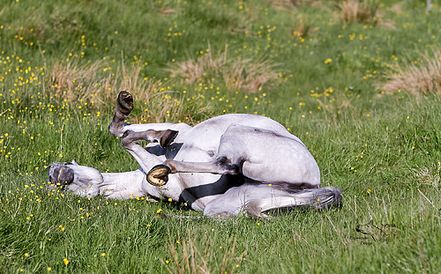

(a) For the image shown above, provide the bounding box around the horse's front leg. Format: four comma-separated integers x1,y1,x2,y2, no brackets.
108,91,181,186
108,91,134,138
108,91,186,146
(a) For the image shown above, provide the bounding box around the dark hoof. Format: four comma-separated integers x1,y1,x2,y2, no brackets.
117,91,133,115
48,163,75,186
160,130,179,148
146,164,171,187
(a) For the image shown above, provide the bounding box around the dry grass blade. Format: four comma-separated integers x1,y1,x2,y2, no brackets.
169,48,278,93
380,51,441,95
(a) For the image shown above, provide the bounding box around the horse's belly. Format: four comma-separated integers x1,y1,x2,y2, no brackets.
175,113,295,156
173,145,214,162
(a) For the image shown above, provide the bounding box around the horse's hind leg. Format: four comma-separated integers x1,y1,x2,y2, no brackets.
203,184,342,218
163,157,239,175
215,125,320,187
145,156,240,188
149,124,320,188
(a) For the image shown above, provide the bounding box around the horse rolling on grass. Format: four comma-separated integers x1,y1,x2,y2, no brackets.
49,91,342,218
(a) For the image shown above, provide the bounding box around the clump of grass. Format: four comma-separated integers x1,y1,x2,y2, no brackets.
49,61,108,104
224,58,278,93
49,61,196,122
169,48,278,93
380,51,441,95
339,0,380,25
169,50,226,85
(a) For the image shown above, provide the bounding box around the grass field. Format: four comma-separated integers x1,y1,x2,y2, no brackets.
1,0,441,272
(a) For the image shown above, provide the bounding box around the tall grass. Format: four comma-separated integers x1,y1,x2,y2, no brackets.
339,0,380,25
169,48,279,93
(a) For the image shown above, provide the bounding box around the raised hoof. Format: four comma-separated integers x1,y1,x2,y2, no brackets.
146,164,171,187
48,163,75,186
117,91,134,115
160,130,179,147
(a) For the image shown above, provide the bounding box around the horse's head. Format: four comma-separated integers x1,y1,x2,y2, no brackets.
48,161,100,198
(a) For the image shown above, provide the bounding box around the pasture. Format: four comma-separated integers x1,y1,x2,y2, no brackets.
1,0,441,272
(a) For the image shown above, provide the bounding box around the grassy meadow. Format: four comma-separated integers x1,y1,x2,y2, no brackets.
1,0,441,272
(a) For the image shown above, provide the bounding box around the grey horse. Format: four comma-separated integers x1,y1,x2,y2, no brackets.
49,91,341,217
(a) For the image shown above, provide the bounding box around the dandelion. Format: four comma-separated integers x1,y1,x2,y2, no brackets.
46,267,52,272
63,258,70,266
323,58,333,65
100,252,107,257
156,208,163,214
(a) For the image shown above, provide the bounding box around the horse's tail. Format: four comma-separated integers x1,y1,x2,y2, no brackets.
246,187,342,215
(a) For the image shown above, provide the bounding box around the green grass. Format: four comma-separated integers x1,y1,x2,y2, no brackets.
1,0,441,272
